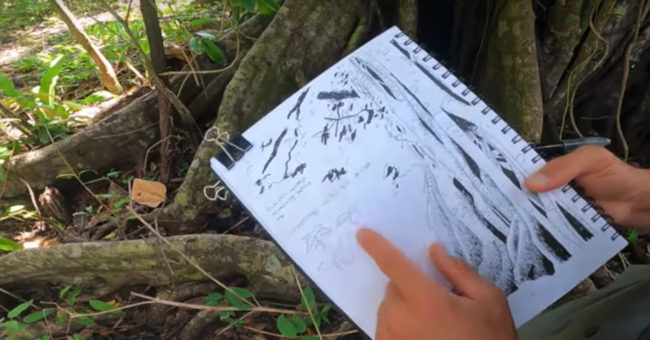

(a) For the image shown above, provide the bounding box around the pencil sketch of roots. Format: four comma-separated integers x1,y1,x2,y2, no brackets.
346,54,584,294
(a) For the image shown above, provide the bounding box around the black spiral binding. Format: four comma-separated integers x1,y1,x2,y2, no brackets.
392,30,620,241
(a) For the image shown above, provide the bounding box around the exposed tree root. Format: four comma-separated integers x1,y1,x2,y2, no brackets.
0,234,301,300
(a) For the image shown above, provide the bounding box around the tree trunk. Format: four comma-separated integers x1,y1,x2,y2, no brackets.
50,0,124,95
479,0,544,142
159,0,374,231
141,0,173,183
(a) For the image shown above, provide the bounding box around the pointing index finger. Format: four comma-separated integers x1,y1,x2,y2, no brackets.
357,228,449,304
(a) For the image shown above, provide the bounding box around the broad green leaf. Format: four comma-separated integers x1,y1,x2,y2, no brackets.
255,0,280,15
8,300,33,319
240,0,255,12
204,292,223,306
89,299,121,314
300,287,317,313
201,39,226,65
23,309,54,324
39,55,65,107
224,287,253,310
0,320,25,331
189,37,204,54
72,334,85,340
72,316,96,326
302,336,320,340
0,237,22,252
289,315,307,333
0,72,20,97
276,315,297,339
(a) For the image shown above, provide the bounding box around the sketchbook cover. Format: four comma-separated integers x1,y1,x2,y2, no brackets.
210,27,627,337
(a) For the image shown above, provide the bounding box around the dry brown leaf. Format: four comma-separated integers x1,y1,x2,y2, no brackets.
131,179,167,208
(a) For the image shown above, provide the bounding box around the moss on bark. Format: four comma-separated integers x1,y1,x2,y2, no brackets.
479,0,544,142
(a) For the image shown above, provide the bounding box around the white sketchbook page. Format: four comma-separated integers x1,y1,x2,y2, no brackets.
211,27,627,337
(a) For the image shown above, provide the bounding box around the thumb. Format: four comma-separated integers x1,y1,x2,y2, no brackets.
429,244,491,299
525,146,617,193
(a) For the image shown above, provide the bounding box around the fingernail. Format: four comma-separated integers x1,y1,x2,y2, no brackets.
527,172,549,186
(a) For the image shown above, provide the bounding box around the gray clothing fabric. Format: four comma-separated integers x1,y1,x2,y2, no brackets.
518,266,650,340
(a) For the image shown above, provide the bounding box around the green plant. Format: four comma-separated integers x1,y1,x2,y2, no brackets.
0,56,73,147
189,31,227,65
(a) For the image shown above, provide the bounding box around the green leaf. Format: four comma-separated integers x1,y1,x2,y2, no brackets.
8,205,25,213
276,315,297,339
201,39,226,65
189,37,204,54
7,300,32,319
0,71,20,97
89,299,121,314
95,193,113,199
106,170,122,178
240,0,255,12
627,229,639,243
0,320,25,331
0,237,22,252
59,285,72,298
72,316,96,326
121,175,134,184
194,30,217,40
255,0,280,15
289,315,307,333
72,334,85,340
64,287,83,305
39,55,65,107
23,309,54,324
318,303,332,325
204,292,223,307
113,197,130,209
224,287,253,310
300,287,317,314
301,336,320,340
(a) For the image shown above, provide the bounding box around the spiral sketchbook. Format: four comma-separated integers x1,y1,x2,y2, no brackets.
210,27,627,337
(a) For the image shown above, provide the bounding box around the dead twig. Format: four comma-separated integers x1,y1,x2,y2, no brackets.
614,0,648,161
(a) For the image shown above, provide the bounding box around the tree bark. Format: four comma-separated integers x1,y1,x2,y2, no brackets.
0,234,302,301
159,0,373,231
50,0,124,95
141,0,173,183
479,0,544,142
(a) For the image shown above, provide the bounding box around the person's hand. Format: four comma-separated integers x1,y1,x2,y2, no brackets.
525,146,650,229
357,228,517,340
